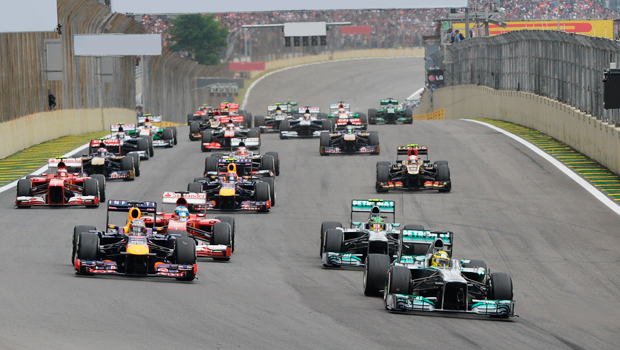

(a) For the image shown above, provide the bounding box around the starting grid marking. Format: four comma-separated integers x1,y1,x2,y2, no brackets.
0,131,109,187
474,118,620,202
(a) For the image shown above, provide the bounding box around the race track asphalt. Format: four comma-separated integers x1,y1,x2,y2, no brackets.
0,57,619,350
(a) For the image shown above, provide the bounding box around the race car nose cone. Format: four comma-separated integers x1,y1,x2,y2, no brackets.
126,244,149,255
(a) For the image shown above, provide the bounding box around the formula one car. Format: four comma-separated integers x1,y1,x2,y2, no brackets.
189,109,250,141
367,228,515,317
320,199,408,267
201,123,261,152
368,98,413,124
204,146,280,177
82,148,140,181
254,105,293,133
16,158,104,208
327,102,368,131
187,104,213,126
136,115,177,148
279,107,332,139
90,124,152,160
72,200,197,281
376,145,451,193
189,163,274,212
157,192,234,259
319,124,380,156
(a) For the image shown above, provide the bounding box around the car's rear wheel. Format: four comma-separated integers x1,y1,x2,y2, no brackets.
90,174,106,202
321,119,331,131
260,155,275,173
368,108,378,124
254,115,265,128
187,182,203,194
369,131,379,146
364,254,392,296
205,156,219,173
280,120,290,132
265,152,280,176
248,128,260,138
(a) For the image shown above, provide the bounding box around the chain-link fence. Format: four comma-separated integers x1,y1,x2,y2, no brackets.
433,30,620,123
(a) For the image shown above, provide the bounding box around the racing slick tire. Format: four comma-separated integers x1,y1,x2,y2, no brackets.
489,272,513,301
205,156,219,173
163,128,174,147
72,225,96,264
323,229,344,254
140,135,155,157
369,131,379,146
363,254,392,296
172,127,178,145
280,120,290,132
376,165,390,193
262,177,276,207
212,222,232,261
128,152,141,177
90,174,106,202
319,132,331,156
254,182,271,212
136,138,148,156
83,178,100,208
243,113,253,129
320,222,342,257
254,115,265,129
16,178,32,197
404,108,413,124
174,237,197,281
187,113,194,126
385,265,411,296
434,160,449,167
357,112,368,128
265,152,280,176
248,128,260,138
187,182,203,194
260,155,276,174
321,119,331,131
120,156,135,182
368,108,378,124
77,232,100,264
189,122,201,141
376,161,390,169
436,164,451,192
201,131,213,152
215,216,236,252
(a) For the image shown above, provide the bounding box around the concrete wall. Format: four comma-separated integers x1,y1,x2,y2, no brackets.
0,108,135,159
415,85,620,175
250,48,424,79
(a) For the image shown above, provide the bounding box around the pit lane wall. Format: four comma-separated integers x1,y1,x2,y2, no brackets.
0,109,134,159
414,85,620,175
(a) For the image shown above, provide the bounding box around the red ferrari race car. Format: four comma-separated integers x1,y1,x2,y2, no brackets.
156,192,235,260
16,158,105,208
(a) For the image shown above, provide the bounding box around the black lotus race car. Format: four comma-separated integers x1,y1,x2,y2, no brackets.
72,200,197,281
82,148,140,181
319,125,379,156
376,144,450,192
368,98,413,124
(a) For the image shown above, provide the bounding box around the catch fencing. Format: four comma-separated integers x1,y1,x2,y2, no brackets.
0,0,233,126
435,30,620,123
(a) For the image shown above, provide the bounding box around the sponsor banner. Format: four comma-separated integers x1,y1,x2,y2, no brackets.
229,62,266,71
453,20,614,39
341,26,372,35
414,108,444,120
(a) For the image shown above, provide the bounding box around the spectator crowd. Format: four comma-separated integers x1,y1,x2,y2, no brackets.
140,0,620,63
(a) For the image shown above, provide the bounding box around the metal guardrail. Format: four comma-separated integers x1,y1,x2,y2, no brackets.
434,30,620,123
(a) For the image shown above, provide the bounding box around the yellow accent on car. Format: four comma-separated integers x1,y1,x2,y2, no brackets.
126,244,149,255
220,188,235,196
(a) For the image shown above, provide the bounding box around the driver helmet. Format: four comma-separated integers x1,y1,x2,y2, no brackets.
144,117,152,127
345,125,354,134
237,147,248,156
431,250,451,268
408,155,419,162
338,108,346,114
226,123,235,131
227,172,238,182
174,206,190,222
129,219,146,235
370,216,384,230
97,148,108,157
57,168,68,179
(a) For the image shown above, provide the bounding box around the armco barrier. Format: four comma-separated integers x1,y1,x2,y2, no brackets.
414,85,620,176
0,109,135,159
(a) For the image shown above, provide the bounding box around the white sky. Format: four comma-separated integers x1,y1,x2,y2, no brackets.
112,0,468,14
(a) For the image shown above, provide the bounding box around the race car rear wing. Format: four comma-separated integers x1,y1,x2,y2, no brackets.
330,102,351,111
220,103,239,110
162,191,207,206
111,123,136,132
47,157,83,169
106,200,157,228
137,116,162,124
380,98,399,105
300,106,320,114
397,144,428,157
350,199,396,225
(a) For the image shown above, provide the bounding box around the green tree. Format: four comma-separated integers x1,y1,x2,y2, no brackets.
168,14,229,66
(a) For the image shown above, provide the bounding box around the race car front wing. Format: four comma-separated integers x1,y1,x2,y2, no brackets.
16,195,99,207
322,252,364,267
75,259,197,279
385,293,515,317
320,145,379,155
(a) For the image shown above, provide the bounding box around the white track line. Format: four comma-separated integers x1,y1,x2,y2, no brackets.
242,56,420,110
0,139,101,195
464,119,620,215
